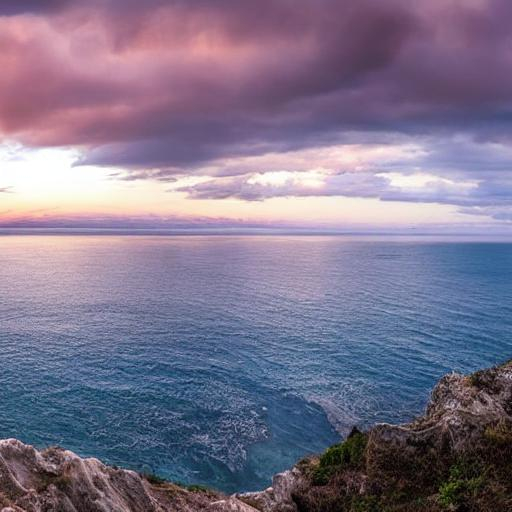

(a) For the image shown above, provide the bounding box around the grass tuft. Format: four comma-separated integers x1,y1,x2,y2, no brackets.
312,428,367,485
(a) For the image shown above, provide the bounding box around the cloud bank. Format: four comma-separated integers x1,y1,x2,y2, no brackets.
1,0,512,220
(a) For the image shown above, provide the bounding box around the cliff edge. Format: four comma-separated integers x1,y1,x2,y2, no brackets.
0,360,511,511
0,438,259,512
241,359,512,512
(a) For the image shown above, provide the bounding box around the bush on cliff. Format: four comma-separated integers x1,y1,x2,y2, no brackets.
312,428,367,485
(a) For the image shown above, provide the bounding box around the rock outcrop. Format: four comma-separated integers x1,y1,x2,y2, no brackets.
290,360,512,511
0,360,511,511
237,467,305,512
369,364,512,457
0,439,257,512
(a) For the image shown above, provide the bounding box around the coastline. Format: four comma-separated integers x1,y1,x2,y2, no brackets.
0,360,511,511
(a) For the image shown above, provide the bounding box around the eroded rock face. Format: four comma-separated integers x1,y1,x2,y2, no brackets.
287,361,512,511
367,363,512,467
237,467,305,512
0,439,257,512
0,362,511,512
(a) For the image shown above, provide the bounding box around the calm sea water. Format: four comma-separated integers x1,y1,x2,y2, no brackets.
0,234,511,492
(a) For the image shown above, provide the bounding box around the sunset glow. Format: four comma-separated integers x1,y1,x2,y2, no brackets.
0,0,511,233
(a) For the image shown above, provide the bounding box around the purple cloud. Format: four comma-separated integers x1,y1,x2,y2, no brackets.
0,0,495,165
0,0,512,221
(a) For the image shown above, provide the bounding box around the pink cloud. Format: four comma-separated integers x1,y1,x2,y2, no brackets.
0,0,511,176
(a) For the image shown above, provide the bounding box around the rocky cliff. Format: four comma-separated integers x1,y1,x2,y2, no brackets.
0,360,511,511
244,359,512,512
0,438,260,512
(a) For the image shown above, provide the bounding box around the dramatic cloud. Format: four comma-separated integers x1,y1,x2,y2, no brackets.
1,0,512,221
0,0,69,15
171,134,512,220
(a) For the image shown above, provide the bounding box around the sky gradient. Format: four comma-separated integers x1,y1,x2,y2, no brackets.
1,0,512,232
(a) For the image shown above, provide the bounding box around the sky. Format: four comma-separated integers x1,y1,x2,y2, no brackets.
1,0,512,233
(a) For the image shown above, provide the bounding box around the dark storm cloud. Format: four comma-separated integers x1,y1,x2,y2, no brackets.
1,0,512,219
0,0,70,15
0,0,417,165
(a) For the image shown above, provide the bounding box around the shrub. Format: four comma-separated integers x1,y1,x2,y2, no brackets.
312,428,367,485
468,370,487,389
484,421,512,446
184,484,211,493
143,473,167,486
438,460,484,509
350,495,380,512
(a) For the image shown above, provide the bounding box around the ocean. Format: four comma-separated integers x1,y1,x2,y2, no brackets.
0,234,511,492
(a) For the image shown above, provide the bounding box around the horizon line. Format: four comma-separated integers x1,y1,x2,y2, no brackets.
1,226,512,238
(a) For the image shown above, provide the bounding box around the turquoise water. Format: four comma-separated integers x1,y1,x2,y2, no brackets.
0,235,511,492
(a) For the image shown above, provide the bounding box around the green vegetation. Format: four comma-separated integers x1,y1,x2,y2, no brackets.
350,496,380,512
138,362,512,511
141,362,512,511
484,420,512,445
312,428,367,485
438,460,485,509
293,419,512,512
